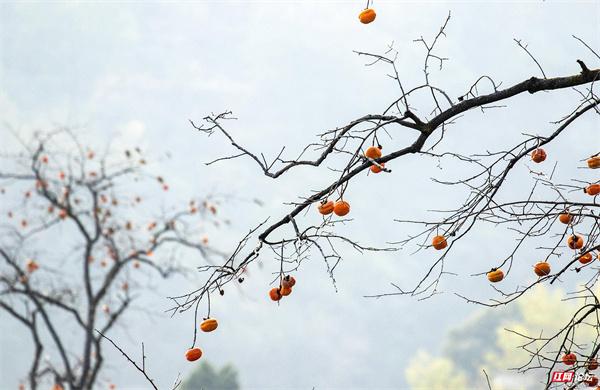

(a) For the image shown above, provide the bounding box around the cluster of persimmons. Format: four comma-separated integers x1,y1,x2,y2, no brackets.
184,7,377,363
315,145,384,220
430,150,599,283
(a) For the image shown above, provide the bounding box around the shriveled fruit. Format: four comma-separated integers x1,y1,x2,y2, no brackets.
432,235,447,250
531,148,547,163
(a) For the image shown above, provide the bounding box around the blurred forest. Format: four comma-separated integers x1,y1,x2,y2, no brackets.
181,362,239,390
406,284,598,389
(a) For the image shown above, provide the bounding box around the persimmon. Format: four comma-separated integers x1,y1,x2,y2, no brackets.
588,156,600,169
59,171,65,180
51,384,63,390
558,213,572,224
567,234,584,250
200,318,218,332
585,375,598,386
102,304,110,314
269,287,282,302
531,148,547,163
201,235,209,245
59,210,67,219
579,252,593,264
364,146,382,159
333,200,350,216
432,235,447,250
209,205,217,214
282,275,296,289
280,286,292,296
588,358,599,371
318,200,334,215
41,156,48,164
585,184,600,196
562,352,577,366
48,206,55,213
185,347,202,361
26,259,39,273
21,219,27,228
87,150,95,159
487,269,504,283
358,8,376,24
534,261,550,277
370,163,385,173
133,260,140,269
163,184,169,191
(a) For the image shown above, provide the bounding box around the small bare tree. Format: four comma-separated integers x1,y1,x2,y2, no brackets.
0,130,226,389
181,14,599,389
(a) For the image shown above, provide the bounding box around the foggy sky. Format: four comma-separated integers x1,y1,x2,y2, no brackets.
1,1,599,389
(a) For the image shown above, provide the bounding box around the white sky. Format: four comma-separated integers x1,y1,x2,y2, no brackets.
1,1,599,388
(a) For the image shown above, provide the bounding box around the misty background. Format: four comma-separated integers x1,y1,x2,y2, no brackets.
1,1,599,389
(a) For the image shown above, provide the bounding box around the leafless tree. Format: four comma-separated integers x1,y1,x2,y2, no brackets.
182,14,599,389
0,129,226,389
